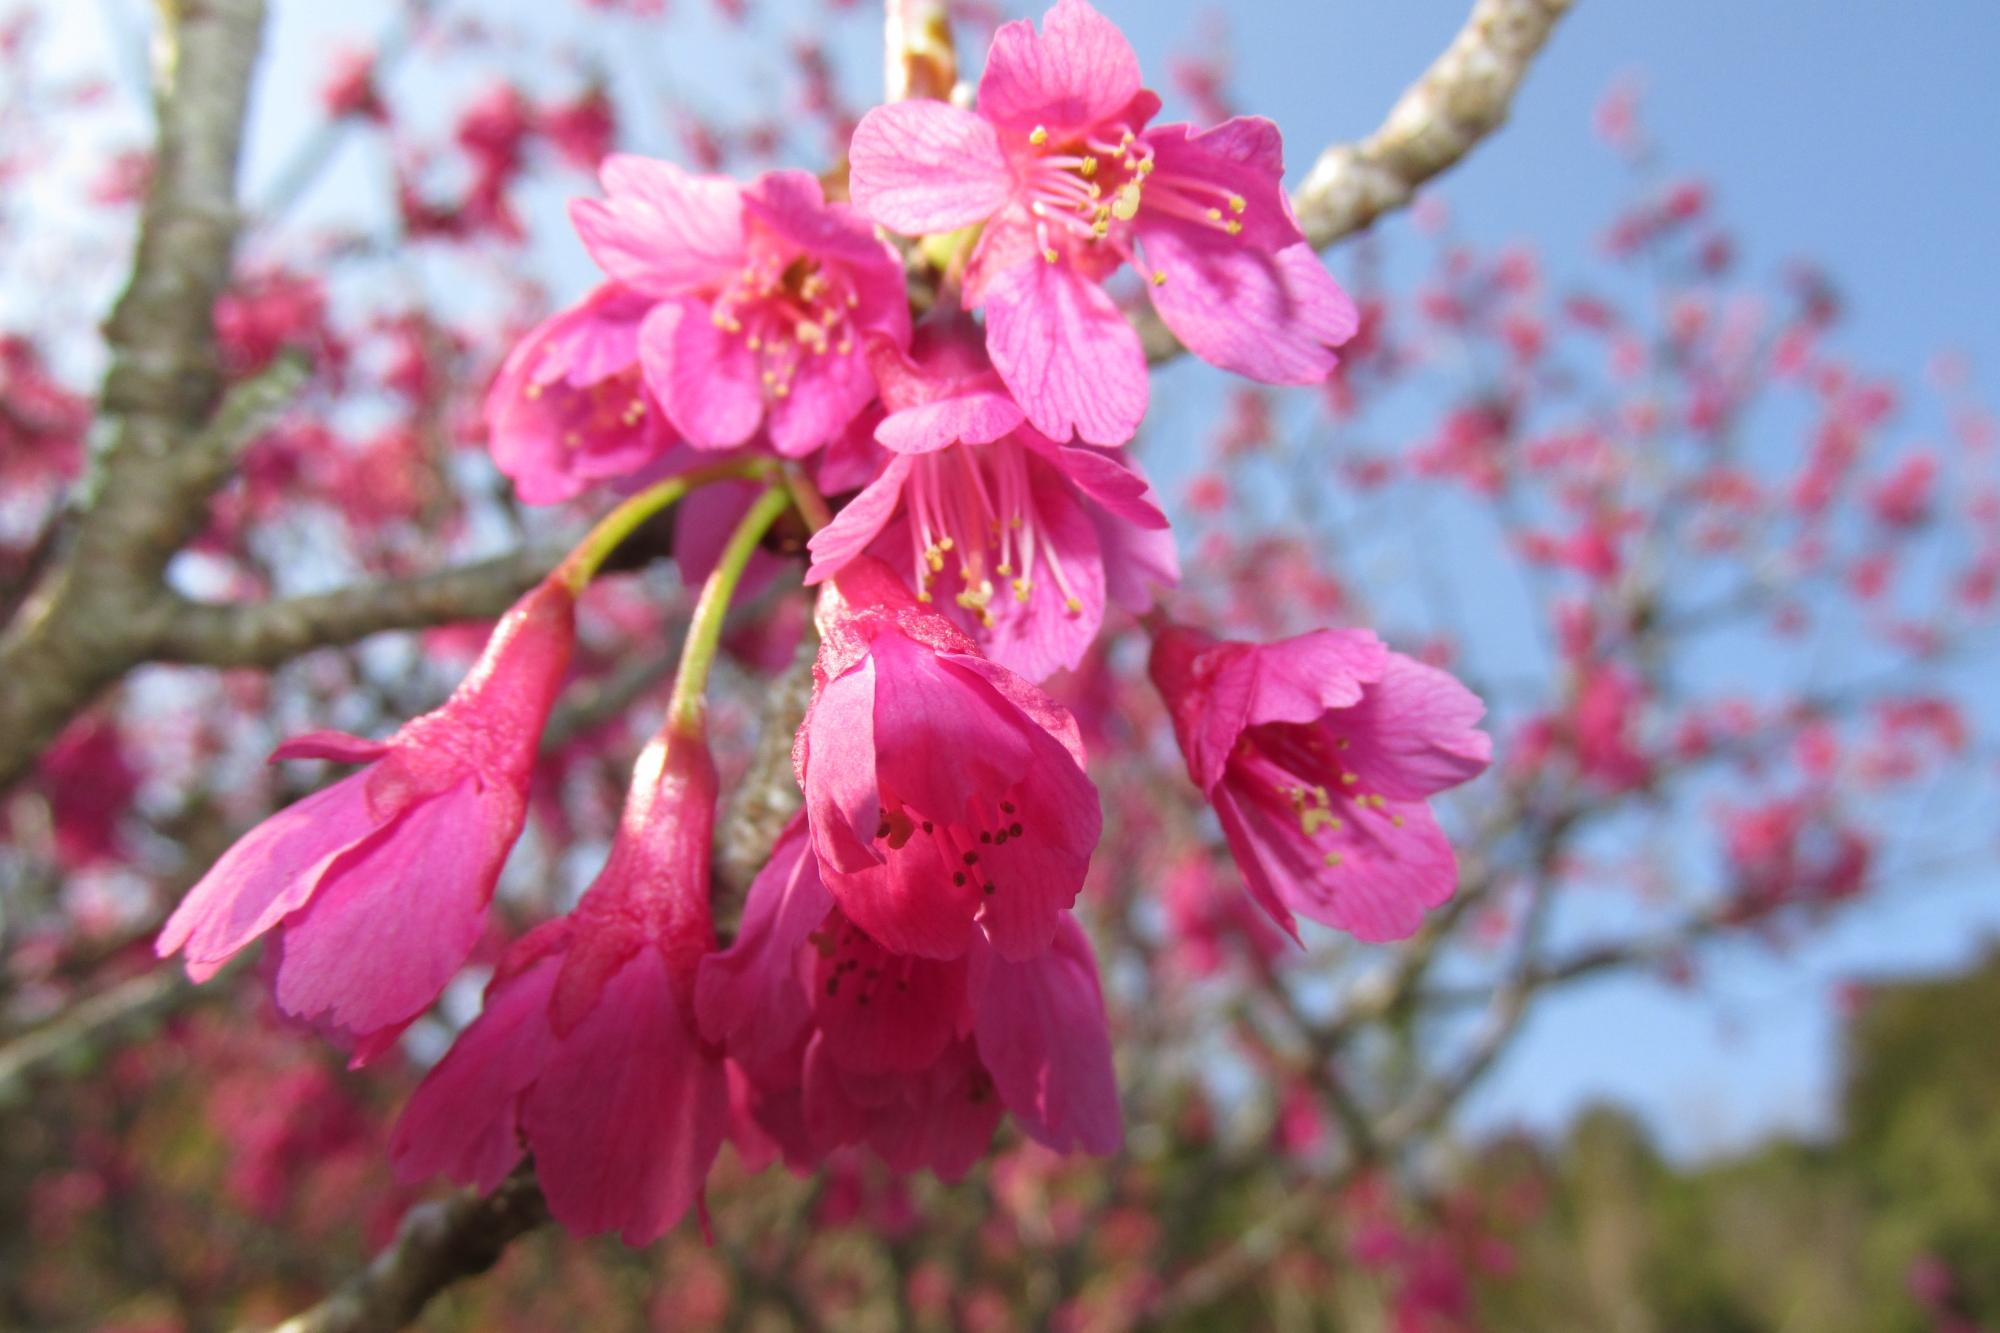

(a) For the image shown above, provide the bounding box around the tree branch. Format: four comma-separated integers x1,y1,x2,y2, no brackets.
154,546,561,669
266,1166,549,1333
1139,0,1575,362
0,0,269,789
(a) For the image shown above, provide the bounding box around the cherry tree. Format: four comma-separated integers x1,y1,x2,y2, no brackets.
1,0,1993,1327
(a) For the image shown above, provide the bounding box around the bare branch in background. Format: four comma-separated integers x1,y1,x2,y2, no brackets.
155,546,562,669
266,1166,549,1333
0,0,269,788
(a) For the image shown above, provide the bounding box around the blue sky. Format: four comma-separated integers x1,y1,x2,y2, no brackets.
42,0,2000,1159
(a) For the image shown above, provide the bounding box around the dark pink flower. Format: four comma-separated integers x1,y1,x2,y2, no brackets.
806,320,1177,680
484,284,678,504
696,815,1120,1178
1148,625,1491,942
392,728,731,1244
848,0,1355,445
795,557,1102,961
156,579,576,1062
570,159,909,456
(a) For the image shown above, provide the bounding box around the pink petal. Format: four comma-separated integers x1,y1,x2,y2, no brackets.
1337,652,1493,799
876,392,1026,455
961,462,1105,682
570,155,743,296
390,955,560,1193
1139,226,1357,384
930,657,1100,961
813,916,969,1076
1236,630,1389,731
1143,119,1304,253
271,778,504,1045
977,0,1143,135
984,257,1147,446
768,340,876,457
802,658,888,876
155,771,382,980
269,730,390,766
971,916,1121,1154
1217,782,1457,943
695,817,830,1075
848,101,1014,236
864,1040,1004,1181
640,298,764,450
806,454,913,583
523,950,729,1245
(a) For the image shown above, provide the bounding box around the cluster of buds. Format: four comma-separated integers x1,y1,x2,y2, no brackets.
159,0,1489,1242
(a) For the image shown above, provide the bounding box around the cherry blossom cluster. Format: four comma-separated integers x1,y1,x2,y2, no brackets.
155,0,1490,1243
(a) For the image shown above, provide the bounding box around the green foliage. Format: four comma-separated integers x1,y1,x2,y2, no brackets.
1473,948,2000,1331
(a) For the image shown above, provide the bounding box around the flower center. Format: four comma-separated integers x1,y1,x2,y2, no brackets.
870,785,1033,903
903,443,1084,628
709,250,859,399
1021,122,1248,277
1236,722,1403,868
524,367,648,451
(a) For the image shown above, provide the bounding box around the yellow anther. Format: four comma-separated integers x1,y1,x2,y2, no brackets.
1080,156,1099,177
1323,852,1344,867
1151,269,1167,286
1228,194,1246,214
1392,814,1406,828
937,536,954,551
1137,158,1155,175
1043,248,1059,263
1224,219,1243,236
1064,596,1082,613
1029,125,1049,145
1206,207,1222,222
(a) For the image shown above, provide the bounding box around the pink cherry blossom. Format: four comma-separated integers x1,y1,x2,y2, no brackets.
392,728,730,1244
695,815,1120,1178
156,579,577,1062
848,0,1356,445
1148,624,1491,942
570,158,909,456
806,319,1177,680
795,557,1102,961
484,283,678,504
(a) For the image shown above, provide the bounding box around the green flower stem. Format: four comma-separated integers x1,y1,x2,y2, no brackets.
667,483,796,733
553,457,778,594
783,463,833,533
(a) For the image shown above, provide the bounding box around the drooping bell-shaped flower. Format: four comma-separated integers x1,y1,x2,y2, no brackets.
392,725,732,1244
157,578,577,1063
1148,624,1491,942
695,815,1120,1180
794,558,1103,962
848,0,1356,446
806,320,1177,680
571,159,910,456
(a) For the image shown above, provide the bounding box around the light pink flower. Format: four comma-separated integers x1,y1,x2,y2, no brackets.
392,729,731,1244
485,283,679,504
571,159,909,456
1148,625,1491,942
848,0,1356,445
795,557,1101,961
806,320,1177,680
695,815,1120,1178
157,579,576,1062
